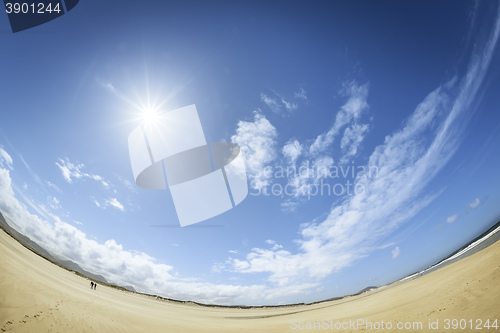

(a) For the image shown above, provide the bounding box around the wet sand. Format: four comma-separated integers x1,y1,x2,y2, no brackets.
0,227,499,332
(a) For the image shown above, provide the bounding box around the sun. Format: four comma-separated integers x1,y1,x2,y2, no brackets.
141,107,159,125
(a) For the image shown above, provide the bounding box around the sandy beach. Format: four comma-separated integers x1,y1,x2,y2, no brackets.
0,227,499,333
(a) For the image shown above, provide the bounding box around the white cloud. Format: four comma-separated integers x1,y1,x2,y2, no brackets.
46,181,63,194
227,15,500,286
446,214,459,224
92,198,101,208
261,89,306,115
340,123,369,163
309,81,369,156
260,93,281,113
96,77,116,94
119,176,136,192
284,156,334,199
231,111,277,190
105,198,125,211
280,97,298,112
392,247,400,259
92,197,125,211
0,147,13,170
469,198,480,209
56,158,110,188
263,241,285,252
280,199,300,213
228,250,238,254
49,196,61,210
294,88,307,100
282,139,303,164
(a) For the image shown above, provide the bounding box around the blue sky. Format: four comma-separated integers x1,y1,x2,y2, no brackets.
1,1,500,305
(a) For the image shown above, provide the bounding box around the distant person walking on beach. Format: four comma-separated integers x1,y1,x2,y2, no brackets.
91,281,94,289
94,283,97,290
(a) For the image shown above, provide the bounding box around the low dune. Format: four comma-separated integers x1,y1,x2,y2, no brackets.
0,227,499,333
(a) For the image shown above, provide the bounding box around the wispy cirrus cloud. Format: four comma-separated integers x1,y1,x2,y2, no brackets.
46,181,63,194
105,198,125,211
56,158,110,188
91,197,125,211
96,77,116,94
391,247,401,259
447,214,459,224
261,89,307,115
0,146,13,170
469,198,480,209
309,81,369,156
260,93,282,113
340,123,369,164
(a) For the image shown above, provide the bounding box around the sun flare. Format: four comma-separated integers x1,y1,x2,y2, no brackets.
142,108,158,125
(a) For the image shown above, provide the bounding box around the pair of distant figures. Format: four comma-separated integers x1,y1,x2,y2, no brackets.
90,282,97,290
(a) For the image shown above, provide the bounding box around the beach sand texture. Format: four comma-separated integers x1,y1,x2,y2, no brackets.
1,227,499,333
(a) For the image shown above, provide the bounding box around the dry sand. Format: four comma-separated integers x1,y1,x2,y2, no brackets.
0,228,499,333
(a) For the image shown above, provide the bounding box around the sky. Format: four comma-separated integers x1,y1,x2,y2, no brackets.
1,1,500,305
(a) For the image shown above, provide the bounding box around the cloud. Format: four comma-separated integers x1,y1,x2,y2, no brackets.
275,82,370,203
49,196,61,210
227,12,500,286
280,97,298,112
96,77,116,94
56,158,110,188
260,93,281,113
0,147,13,170
91,197,125,211
294,88,307,100
46,181,63,194
260,89,306,115
285,156,335,199
469,198,480,209
118,176,136,193
92,198,101,207
280,199,300,213
231,112,277,190
282,139,303,164
392,247,400,259
105,198,125,211
309,81,369,156
446,214,459,224
340,123,369,163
